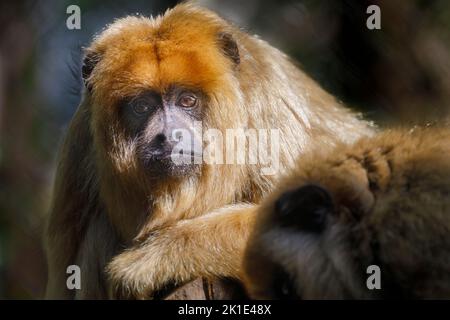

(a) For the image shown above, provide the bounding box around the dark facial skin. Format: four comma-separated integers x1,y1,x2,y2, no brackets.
265,184,333,299
120,85,205,178
274,184,332,233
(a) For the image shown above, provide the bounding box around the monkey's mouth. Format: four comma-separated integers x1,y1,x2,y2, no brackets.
146,149,202,163
147,149,173,161
138,146,202,177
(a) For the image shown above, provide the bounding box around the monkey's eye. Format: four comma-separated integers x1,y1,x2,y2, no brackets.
132,102,151,115
177,94,197,108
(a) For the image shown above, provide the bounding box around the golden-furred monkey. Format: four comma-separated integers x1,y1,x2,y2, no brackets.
45,3,374,299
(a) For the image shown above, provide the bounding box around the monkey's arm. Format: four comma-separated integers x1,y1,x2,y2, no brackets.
107,204,257,299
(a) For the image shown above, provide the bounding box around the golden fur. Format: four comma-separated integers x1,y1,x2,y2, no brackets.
45,3,373,299
244,127,450,299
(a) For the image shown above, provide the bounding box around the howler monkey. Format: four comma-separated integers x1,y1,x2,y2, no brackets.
244,127,450,299
45,3,373,299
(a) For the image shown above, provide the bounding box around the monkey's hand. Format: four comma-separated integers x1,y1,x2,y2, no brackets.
106,204,257,299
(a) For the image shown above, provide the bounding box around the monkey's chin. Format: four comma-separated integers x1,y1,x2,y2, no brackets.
142,158,201,180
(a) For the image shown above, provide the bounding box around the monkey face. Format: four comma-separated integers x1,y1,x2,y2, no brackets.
79,12,242,181
120,86,204,178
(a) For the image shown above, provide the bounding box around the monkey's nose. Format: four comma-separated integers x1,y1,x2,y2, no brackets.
149,133,171,157
154,133,167,145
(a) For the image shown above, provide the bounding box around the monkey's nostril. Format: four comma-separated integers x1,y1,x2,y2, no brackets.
146,134,171,158
154,133,167,145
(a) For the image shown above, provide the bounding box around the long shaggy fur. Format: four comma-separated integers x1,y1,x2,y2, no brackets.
244,126,450,299
45,3,373,299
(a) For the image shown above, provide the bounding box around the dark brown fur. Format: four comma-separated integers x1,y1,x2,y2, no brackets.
244,127,450,299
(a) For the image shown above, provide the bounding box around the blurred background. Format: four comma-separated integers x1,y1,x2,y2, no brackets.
1,0,450,299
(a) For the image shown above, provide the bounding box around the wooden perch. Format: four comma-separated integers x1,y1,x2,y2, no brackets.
164,277,247,300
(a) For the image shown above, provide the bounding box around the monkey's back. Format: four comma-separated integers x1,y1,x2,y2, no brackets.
303,127,450,298
245,126,450,299
351,128,450,298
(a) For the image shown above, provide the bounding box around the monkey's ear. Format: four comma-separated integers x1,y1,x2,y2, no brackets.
218,32,240,66
81,52,101,90
274,184,333,233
